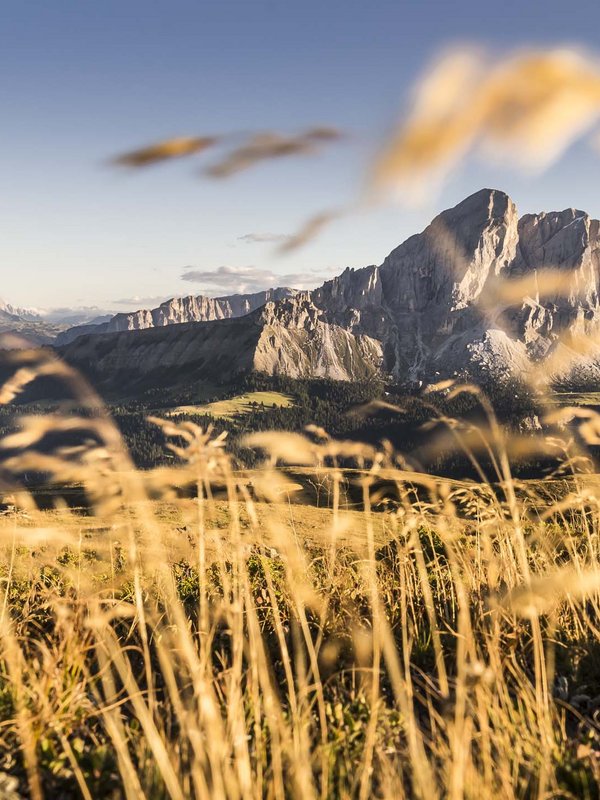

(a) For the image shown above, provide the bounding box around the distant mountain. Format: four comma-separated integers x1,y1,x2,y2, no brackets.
0,298,42,322
54,187,600,392
56,288,298,345
43,310,113,326
0,299,66,347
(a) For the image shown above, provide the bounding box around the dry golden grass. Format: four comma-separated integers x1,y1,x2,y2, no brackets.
1,350,600,798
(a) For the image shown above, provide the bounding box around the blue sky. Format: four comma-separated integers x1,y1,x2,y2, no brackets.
4,0,600,313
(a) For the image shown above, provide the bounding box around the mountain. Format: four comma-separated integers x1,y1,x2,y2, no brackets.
43,310,113,326
0,299,116,346
308,188,600,386
0,298,42,322
0,299,67,347
56,287,299,345
54,294,382,392
56,188,600,392
310,188,523,383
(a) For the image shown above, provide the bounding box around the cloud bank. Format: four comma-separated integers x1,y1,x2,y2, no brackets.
180,265,331,295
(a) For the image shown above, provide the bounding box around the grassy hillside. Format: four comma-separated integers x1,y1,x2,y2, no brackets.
3,352,600,797
3,458,600,799
1,353,600,798
166,390,295,419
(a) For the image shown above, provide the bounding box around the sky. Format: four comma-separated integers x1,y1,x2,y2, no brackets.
4,0,600,316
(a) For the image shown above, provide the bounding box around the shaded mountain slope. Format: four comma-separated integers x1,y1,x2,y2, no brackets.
57,296,383,393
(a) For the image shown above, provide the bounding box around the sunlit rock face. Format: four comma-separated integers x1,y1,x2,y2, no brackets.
309,188,600,386
58,188,600,389
57,296,383,391
107,287,299,332
311,188,521,381
253,296,383,381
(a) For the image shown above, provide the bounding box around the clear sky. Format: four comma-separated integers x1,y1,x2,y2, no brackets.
4,0,600,314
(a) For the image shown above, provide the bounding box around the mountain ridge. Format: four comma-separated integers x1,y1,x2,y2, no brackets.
55,188,600,392
56,287,299,345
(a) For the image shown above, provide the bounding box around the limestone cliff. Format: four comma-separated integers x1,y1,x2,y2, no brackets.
309,188,600,386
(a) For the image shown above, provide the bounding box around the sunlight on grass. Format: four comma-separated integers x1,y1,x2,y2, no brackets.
166,390,295,419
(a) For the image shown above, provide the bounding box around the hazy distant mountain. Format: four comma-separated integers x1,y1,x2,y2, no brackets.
0,299,67,346
55,188,600,391
43,310,113,326
0,298,42,322
0,299,115,346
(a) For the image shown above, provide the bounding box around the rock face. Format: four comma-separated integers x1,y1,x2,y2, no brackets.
312,188,521,381
253,296,383,381
309,188,600,386
57,188,600,389
57,295,382,391
56,287,298,345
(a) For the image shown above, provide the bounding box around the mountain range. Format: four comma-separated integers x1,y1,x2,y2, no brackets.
6,187,600,394
0,299,115,346
0,300,67,346
55,287,298,345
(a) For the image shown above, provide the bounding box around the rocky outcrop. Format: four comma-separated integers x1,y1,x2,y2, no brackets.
57,296,382,391
308,188,600,387
56,287,298,345
253,296,382,380
311,188,520,381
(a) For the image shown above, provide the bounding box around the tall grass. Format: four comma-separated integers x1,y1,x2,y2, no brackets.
1,350,600,798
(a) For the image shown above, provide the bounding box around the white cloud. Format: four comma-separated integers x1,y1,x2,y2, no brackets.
180,264,329,295
237,232,292,244
111,295,172,307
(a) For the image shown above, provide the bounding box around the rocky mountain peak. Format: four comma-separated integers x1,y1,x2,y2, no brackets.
307,188,600,385
55,187,600,390
259,293,320,330
380,188,519,311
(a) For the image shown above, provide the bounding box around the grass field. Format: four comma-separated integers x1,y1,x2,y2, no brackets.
4,360,600,798
166,390,295,419
3,452,600,798
548,391,600,407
